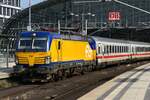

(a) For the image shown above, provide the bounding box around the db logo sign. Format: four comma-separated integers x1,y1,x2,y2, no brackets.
108,11,121,21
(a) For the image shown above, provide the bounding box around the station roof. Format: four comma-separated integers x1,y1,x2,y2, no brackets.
1,0,69,35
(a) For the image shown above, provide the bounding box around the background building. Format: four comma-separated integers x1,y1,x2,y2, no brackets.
67,0,150,28
0,0,21,31
0,0,150,55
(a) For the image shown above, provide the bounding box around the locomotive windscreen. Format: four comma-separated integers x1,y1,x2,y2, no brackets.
18,37,48,52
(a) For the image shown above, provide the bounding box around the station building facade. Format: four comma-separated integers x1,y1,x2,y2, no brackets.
0,0,21,30
0,0,150,54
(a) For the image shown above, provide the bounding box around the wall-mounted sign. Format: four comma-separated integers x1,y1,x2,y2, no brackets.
108,11,121,21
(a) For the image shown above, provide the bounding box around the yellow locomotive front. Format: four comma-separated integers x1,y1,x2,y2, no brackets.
14,32,53,80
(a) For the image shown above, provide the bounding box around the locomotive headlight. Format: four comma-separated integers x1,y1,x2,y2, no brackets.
45,57,50,64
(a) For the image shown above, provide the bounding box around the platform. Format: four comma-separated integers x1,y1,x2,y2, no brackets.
78,63,150,100
0,62,15,79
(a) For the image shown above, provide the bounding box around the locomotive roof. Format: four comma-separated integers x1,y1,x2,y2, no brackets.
20,31,89,41
92,36,150,46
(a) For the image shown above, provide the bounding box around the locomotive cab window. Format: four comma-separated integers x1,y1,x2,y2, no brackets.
18,37,48,51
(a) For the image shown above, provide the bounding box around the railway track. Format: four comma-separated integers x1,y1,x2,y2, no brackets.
0,61,149,100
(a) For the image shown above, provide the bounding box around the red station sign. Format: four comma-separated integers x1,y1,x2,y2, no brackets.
108,11,121,21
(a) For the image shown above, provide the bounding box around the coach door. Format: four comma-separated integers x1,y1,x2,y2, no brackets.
96,43,103,65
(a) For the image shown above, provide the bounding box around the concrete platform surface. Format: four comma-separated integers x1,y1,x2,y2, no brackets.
0,62,15,79
78,63,150,100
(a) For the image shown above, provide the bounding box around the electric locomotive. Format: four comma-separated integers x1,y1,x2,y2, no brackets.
14,31,96,81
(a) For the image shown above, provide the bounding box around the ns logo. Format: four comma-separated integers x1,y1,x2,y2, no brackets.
85,45,93,58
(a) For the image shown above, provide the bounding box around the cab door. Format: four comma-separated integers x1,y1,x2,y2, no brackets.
57,40,62,62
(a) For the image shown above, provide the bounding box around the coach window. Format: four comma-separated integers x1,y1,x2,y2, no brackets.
105,45,108,54
124,46,126,53
120,46,122,53
123,46,125,53
110,46,112,53
112,46,114,53
109,45,111,54
116,46,118,53
111,46,112,53
146,47,148,52
106,45,108,54
115,46,117,53
113,46,115,53
116,46,119,53
107,45,109,54
137,47,138,52
108,46,110,54
117,46,119,53
141,47,143,52
121,46,123,53
139,47,140,52
119,46,121,53
104,46,106,54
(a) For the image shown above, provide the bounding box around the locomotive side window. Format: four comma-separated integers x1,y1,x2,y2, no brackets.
58,41,61,50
